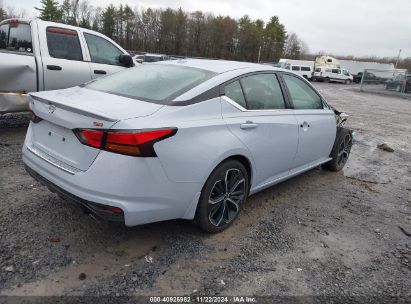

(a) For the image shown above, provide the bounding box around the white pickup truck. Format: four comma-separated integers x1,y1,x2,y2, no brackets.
0,18,134,114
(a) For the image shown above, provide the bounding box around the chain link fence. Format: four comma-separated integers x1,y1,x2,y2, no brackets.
359,69,410,96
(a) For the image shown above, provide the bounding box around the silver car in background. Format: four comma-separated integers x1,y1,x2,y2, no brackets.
23,60,353,233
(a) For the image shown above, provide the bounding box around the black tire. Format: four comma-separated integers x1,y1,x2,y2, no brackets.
195,160,249,233
345,79,351,85
323,127,353,172
324,77,330,83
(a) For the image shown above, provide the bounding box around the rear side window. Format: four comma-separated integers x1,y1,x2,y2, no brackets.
46,27,83,61
225,80,246,108
84,33,123,66
240,74,285,110
292,66,300,71
85,64,215,102
283,74,323,110
301,67,311,71
0,23,32,53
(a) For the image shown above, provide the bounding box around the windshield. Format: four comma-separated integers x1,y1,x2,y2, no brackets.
85,64,215,103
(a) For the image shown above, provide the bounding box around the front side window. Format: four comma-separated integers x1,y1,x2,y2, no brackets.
240,74,285,110
47,27,82,60
84,33,123,65
332,69,339,74
283,74,323,110
225,80,246,108
283,74,323,109
301,66,311,71
85,64,215,102
0,23,32,53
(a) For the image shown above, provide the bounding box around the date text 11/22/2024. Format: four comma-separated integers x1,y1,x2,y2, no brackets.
149,296,257,303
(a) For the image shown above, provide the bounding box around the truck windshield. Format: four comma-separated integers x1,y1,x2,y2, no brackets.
0,22,32,53
85,64,216,103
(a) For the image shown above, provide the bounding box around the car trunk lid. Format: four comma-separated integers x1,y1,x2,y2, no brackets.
28,87,163,171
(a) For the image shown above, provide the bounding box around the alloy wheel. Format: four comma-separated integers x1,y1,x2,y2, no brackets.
208,168,246,227
337,134,352,167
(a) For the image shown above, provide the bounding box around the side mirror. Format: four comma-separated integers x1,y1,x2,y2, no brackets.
119,54,134,68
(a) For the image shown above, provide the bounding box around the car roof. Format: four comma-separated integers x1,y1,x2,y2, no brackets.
158,58,279,74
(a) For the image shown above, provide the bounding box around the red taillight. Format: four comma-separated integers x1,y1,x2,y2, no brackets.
74,128,177,157
76,130,104,148
105,207,123,214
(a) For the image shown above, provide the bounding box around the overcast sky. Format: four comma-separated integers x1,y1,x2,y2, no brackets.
4,0,411,58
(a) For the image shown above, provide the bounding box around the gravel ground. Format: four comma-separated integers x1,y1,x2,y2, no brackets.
0,83,410,303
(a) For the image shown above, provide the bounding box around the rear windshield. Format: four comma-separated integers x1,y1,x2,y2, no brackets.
85,64,216,103
0,22,32,53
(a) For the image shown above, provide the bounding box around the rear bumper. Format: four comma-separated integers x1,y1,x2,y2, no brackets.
0,92,29,114
22,126,202,226
25,164,125,223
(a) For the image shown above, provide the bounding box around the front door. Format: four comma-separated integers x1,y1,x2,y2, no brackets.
81,31,126,79
281,73,336,170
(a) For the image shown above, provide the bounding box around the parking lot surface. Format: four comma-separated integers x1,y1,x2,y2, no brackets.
0,83,410,301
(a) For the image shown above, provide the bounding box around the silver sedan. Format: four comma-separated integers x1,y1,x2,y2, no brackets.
23,59,353,233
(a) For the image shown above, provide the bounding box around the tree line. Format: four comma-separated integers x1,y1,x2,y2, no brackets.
1,0,307,62
1,0,409,71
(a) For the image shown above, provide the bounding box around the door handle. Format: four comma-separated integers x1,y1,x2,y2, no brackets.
240,121,258,130
94,70,107,75
47,65,62,71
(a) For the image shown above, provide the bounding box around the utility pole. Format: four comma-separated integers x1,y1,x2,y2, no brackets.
257,45,262,63
394,49,402,69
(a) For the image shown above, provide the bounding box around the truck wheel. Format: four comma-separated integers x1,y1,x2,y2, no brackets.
324,77,330,83
323,127,352,172
345,79,351,85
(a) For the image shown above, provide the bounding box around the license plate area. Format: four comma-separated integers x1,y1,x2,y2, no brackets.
31,120,100,171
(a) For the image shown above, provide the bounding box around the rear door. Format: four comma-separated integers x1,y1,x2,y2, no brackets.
37,22,92,90
221,73,299,187
81,31,126,78
281,73,335,170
